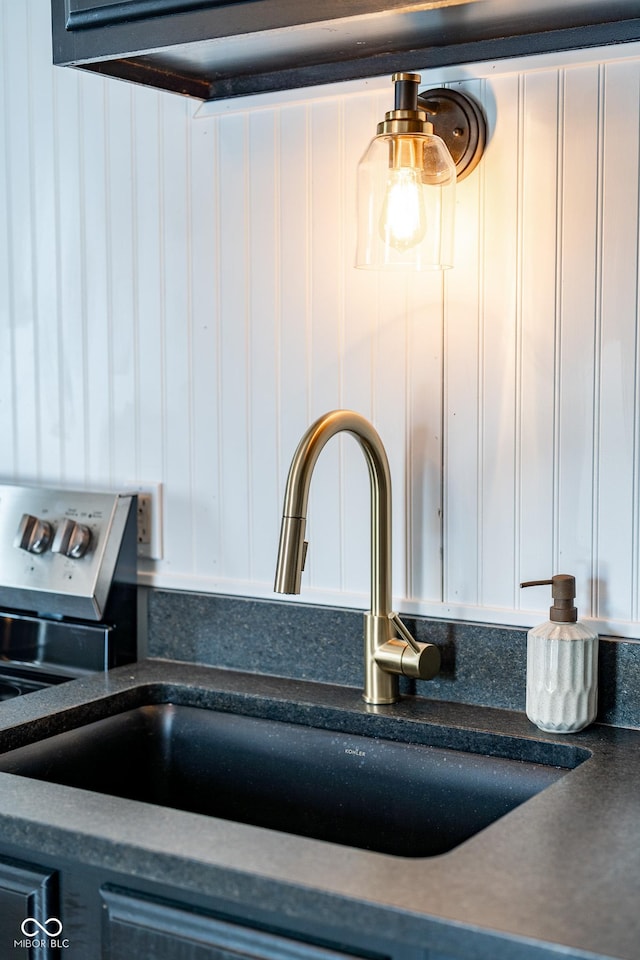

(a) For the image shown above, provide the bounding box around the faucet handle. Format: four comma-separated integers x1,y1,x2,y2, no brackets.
374,613,441,681
388,612,421,654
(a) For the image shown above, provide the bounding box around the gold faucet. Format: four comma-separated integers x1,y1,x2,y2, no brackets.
274,410,440,704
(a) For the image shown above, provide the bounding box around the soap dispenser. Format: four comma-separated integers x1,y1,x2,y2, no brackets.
520,575,598,733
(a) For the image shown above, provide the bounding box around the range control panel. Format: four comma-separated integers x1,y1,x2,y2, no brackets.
15,513,93,558
0,485,136,620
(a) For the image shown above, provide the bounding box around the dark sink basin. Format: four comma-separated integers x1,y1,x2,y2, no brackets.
0,704,581,857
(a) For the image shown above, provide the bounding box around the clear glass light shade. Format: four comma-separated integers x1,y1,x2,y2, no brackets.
356,133,456,270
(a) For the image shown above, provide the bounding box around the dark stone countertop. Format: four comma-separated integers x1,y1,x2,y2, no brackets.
0,658,638,960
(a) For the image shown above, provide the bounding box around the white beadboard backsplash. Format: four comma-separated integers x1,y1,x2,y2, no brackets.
2,0,640,637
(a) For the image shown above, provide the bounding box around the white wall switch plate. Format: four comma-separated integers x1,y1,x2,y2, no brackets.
125,482,163,560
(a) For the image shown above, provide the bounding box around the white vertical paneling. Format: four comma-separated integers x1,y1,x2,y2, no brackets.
0,1,12,475
274,101,313,597
217,112,250,582
4,2,35,479
406,271,444,603
374,271,411,603
277,103,311,463
306,100,344,594
77,75,111,485
0,4,14,475
190,109,220,578
518,70,560,603
557,65,600,616
106,81,137,484
384,86,444,607
160,94,193,574
131,86,165,490
342,94,378,600
31,1,63,484
22,0,50,479
444,94,483,609
596,61,640,623
4,0,640,636
54,65,87,485
479,74,520,610
247,108,280,584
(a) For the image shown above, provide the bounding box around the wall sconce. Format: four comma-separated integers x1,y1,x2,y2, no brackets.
356,72,486,271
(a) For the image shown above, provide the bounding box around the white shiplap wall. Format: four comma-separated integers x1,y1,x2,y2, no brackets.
2,0,640,637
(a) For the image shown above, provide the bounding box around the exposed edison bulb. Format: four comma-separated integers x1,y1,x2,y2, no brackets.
379,167,427,252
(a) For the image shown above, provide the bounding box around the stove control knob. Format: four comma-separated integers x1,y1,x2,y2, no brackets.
14,514,54,554
51,518,92,559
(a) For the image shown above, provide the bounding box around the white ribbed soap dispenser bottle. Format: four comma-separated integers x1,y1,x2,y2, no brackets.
520,575,598,733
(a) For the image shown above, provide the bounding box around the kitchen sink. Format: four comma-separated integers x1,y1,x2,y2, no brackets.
0,702,587,857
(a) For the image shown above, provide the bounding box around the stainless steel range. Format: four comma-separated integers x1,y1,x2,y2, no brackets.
0,485,138,699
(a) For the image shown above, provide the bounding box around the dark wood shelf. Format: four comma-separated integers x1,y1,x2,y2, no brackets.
51,0,640,101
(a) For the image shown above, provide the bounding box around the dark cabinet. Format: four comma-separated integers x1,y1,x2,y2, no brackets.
0,857,59,960
66,1,243,28
51,0,640,103
0,840,579,960
101,887,386,960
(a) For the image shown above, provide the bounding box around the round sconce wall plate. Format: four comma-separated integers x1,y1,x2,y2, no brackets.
418,87,486,180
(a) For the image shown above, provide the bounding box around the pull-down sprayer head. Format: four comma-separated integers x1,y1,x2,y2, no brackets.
274,516,308,595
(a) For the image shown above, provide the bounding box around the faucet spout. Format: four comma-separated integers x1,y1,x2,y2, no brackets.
274,410,440,704
274,410,392,613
